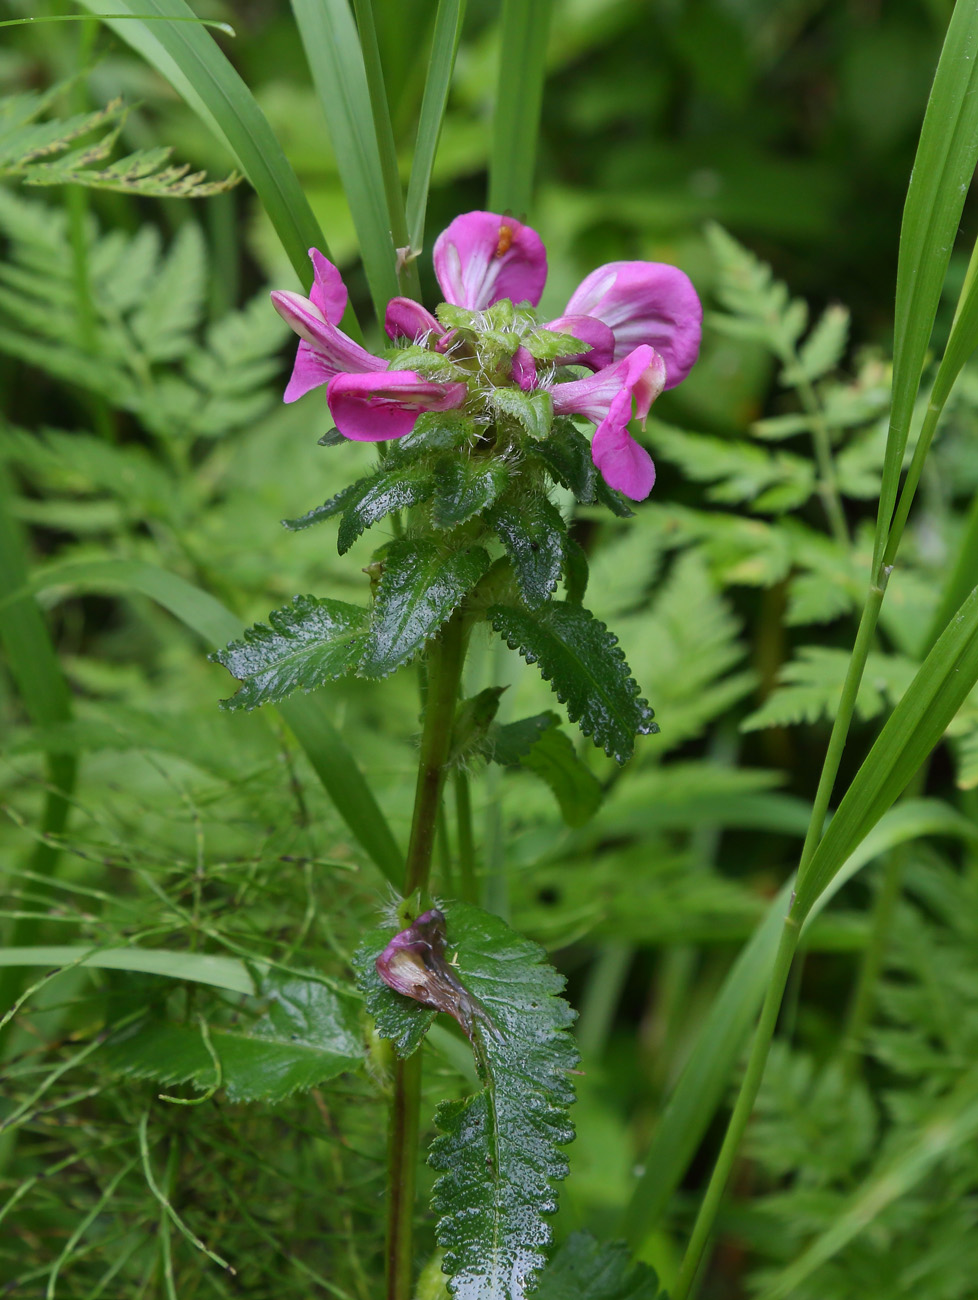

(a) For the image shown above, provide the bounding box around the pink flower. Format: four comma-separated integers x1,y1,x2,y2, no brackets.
270,212,701,495
551,346,666,500
271,251,466,441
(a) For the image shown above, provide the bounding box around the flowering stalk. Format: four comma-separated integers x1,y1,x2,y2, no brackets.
215,208,703,1300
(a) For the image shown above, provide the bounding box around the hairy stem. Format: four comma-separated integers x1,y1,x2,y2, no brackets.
454,769,478,903
387,610,468,1300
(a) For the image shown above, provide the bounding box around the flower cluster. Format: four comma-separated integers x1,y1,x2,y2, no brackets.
271,211,701,501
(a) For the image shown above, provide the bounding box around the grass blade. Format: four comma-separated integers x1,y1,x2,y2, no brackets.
620,798,978,1248
32,558,404,885
875,0,978,570
796,582,978,914
290,0,400,319
0,946,255,994
488,0,553,215
0,468,77,1046
405,0,467,252
74,0,330,289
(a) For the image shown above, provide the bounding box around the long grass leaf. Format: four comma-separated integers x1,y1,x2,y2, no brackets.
0,468,77,1045
32,558,403,885
488,0,553,215
875,0,978,570
795,582,978,914
74,0,329,289
405,0,466,251
290,0,400,318
620,798,978,1247
0,946,255,994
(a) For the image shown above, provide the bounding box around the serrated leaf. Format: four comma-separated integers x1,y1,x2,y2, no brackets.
282,479,366,531
337,464,438,554
530,422,597,500
211,595,367,710
562,536,589,605
490,387,554,441
395,410,478,454
105,970,363,1102
433,457,510,528
491,496,566,607
534,1233,664,1300
486,712,603,828
489,601,656,762
359,540,491,678
358,903,577,1300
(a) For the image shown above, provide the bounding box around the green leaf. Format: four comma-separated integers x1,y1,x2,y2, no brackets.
487,712,603,828
432,457,509,529
795,581,978,916
360,903,576,1299
782,303,850,384
491,495,566,607
490,386,554,441
535,1233,664,1300
529,421,597,501
562,536,589,605
489,0,554,215
490,601,656,762
75,0,330,291
105,970,363,1103
282,480,366,532
878,0,978,571
211,595,367,711
359,540,491,678
740,647,917,733
652,422,815,513
290,0,399,319
337,464,437,554
0,945,254,994
405,0,466,252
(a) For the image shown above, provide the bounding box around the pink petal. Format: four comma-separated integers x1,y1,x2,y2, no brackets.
327,370,467,442
308,248,348,321
545,313,615,371
591,423,656,501
550,345,657,423
385,296,444,343
511,346,537,391
271,289,386,391
433,211,547,310
283,341,334,404
565,261,702,388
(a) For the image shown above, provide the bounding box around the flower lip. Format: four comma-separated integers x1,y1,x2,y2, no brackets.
327,370,467,442
433,211,548,312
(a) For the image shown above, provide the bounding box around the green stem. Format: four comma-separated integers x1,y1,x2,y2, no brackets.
350,0,421,301
672,915,801,1300
386,610,468,1300
385,1053,423,1300
673,573,889,1293
403,612,468,895
780,345,848,547
454,769,478,903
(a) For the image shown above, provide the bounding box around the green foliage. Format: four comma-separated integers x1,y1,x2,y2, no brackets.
105,970,364,1102
212,596,368,711
0,190,287,441
742,647,918,732
534,1233,664,1300
0,81,238,196
486,711,604,828
490,495,566,607
490,601,657,763
361,902,577,1300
